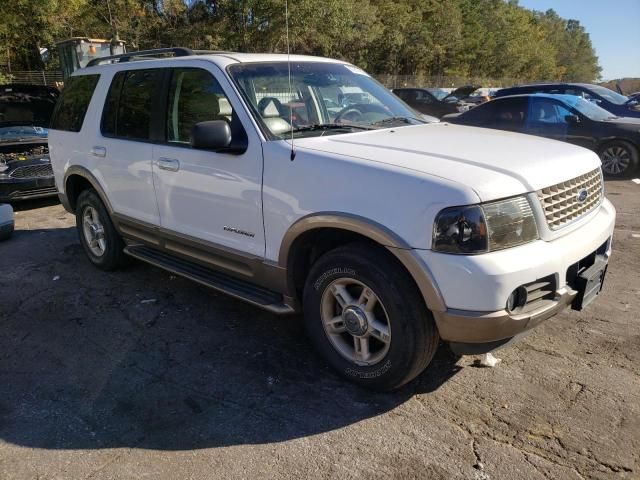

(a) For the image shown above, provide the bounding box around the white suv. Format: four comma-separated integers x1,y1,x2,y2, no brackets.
49,49,616,391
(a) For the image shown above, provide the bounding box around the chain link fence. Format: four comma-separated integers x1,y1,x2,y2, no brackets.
0,70,63,87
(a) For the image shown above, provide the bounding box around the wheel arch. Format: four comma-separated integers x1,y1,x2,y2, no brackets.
279,212,446,313
62,166,114,215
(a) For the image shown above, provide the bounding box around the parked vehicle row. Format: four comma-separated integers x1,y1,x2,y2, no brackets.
46,48,614,391
392,85,482,118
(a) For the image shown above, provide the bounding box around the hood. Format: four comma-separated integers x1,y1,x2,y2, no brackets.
293,123,601,201
444,85,481,101
0,84,58,132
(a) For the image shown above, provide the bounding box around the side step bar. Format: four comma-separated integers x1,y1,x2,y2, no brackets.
124,245,295,315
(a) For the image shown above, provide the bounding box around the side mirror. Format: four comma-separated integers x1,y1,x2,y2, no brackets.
191,120,232,151
564,114,580,124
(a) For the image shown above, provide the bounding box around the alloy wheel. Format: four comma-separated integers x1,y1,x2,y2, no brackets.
82,205,107,257
320,278,391,366
601,145,631,175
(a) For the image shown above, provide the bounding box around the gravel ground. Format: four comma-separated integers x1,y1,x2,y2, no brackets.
0,180,638,480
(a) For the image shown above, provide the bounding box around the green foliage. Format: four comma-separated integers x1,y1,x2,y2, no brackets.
0,0,602,82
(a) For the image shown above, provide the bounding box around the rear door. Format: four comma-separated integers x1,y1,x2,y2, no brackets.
95,68,163,225
150,65,265,256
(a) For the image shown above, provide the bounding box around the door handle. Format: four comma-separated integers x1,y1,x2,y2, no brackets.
156,157,180,172
91,146,106,158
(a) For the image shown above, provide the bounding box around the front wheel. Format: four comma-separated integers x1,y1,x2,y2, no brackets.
599,140,638,177
303,243,439,391
76,189,127,271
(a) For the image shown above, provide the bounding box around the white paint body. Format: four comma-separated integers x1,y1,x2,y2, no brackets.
49,53,616,314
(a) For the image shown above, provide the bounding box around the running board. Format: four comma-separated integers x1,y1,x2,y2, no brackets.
124,245,295,315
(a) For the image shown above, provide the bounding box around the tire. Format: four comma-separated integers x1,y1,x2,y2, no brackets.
598,140,639,178
75,189,127,271
303,243,439,391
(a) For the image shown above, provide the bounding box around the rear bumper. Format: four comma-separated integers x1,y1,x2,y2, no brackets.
0,176,57,202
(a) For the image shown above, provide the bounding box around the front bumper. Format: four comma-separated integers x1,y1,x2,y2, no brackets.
424,199,616,349
0,176,57,202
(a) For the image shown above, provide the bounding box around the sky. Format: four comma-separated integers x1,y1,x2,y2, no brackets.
519,0,640,80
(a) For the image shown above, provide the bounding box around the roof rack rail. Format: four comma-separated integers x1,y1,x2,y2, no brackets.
86,47,194,67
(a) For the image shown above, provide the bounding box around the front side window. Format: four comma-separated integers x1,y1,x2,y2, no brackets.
50,74,99,132
101,69,162,141
228,62,423,138
527,98,572,124
166,68,233,144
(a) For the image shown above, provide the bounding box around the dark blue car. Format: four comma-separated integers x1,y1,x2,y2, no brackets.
494,83,640,119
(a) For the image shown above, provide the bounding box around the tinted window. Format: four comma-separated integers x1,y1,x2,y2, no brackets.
459,98,527,129
50,75,99,132
101,69,161,140
166,68,233,144
101,72,124,137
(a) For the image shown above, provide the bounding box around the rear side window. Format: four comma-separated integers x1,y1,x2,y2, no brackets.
101,69,162,141
50,75,99,132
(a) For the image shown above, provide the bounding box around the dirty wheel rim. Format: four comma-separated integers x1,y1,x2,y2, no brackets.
82,206,107,257
601,146,631,175
320,278,391,366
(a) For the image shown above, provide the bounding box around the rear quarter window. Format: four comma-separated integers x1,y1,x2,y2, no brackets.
50,74,100,132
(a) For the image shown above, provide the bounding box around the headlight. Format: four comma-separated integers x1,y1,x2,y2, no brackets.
432,196,538,254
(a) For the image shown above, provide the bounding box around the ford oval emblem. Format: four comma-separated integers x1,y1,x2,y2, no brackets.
577,189,588,203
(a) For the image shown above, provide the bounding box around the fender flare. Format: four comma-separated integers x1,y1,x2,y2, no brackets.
278,212,447,313
61,165,114,215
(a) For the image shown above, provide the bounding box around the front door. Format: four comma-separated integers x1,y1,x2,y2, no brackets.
151,66,265,257
524,97,595,150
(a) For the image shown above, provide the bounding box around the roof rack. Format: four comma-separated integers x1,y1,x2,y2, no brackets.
86,47,194,67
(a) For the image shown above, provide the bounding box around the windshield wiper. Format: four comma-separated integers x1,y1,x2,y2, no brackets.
369,116,417,127
290,123,373,134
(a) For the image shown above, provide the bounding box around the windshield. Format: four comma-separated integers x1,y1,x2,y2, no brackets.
426,88,449,101
0,125,48,143
228,62,422,138
564,96,616,121
587,85,629,105
0,88,57,129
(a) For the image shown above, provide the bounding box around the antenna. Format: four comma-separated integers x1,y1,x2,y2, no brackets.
285,0,296,161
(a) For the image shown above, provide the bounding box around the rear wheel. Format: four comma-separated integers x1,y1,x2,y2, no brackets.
303,243,439,391
599,140,638,177
76,189,127,271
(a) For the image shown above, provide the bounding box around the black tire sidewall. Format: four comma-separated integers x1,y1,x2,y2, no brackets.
303,245,437,391
599,140,639,177
75,190,125,271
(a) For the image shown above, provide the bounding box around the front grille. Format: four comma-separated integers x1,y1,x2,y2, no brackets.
536,168,603,230
9,164,53,179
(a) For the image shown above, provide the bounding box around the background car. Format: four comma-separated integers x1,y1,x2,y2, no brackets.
392,85,479,118
0,84,59,202
0,203,14,240
444,93,640,177
494,83,640,118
